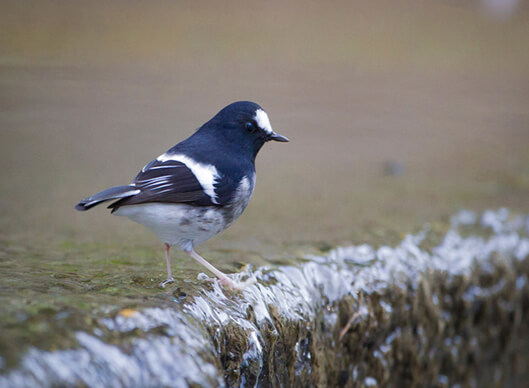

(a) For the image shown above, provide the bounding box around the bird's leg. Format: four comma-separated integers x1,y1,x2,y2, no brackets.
186,249,255,290
159,243,175,288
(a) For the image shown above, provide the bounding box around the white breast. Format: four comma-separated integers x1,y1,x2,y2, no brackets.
222,174,255,228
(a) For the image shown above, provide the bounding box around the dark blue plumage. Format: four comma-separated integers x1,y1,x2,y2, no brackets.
76,101,288,289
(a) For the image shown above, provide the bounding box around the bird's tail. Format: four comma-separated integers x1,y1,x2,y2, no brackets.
75,185,140,211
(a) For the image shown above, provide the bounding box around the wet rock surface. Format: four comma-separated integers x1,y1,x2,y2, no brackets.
1,209,529,387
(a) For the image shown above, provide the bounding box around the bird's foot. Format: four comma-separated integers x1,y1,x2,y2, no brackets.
159,277,175,288
219,275,256,291
198,271,256,290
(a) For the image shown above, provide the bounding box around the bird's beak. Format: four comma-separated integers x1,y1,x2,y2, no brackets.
269,132,290,142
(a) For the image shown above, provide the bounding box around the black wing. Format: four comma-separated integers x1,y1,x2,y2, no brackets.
108,159,215,210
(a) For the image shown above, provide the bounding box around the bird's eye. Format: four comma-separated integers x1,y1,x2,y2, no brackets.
245,122,255,132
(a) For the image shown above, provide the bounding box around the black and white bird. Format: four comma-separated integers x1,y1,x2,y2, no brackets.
75,101,288,289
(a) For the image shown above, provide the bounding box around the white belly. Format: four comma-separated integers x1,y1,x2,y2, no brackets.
113,203,226,251
113,174,256,252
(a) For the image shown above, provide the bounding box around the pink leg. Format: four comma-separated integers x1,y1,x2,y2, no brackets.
159,243,175,288
186,249,256,290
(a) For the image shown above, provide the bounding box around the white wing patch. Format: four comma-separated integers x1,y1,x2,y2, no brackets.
156,153,220,204
137,175,171,187
254,109,273,135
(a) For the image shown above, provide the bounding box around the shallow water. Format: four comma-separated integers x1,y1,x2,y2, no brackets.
1,209,529,387
1,61,528,348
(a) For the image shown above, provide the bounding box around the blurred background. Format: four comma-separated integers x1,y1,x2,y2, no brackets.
2,0,529,378
1,0,528,264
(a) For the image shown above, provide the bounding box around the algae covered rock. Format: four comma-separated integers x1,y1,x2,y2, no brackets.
1,209,529,387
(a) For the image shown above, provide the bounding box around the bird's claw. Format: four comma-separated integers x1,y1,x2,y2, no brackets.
159,277,175,288
198,273,256,290
219,276,256,291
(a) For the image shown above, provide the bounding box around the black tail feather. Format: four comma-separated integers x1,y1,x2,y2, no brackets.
75,185,139,211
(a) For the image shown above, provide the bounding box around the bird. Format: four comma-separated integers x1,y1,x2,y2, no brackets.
75,101,289,289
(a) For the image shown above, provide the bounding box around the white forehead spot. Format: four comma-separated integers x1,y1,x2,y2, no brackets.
254,109,273,135
156,153,220,204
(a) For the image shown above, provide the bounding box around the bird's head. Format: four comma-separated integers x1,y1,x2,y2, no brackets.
202,101,289,159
